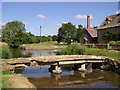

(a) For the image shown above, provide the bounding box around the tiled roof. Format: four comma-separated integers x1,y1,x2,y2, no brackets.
86,28,97,38
97,13,120,30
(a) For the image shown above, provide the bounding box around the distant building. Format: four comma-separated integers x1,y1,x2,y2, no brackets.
97,13,120,43
80,16,97,44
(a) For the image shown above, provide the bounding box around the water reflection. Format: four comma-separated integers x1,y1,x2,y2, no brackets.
11,49,57,58
15,65,120,88
12,49,120,88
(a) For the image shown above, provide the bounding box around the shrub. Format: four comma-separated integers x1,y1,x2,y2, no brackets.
58,44,87,55
116,41,120,44
108,41,116,44
58,44,118,60
0,46,12,59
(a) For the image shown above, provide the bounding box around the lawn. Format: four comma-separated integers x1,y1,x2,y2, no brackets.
23,41,67,46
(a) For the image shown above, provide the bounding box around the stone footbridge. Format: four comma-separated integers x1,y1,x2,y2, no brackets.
7,55,114,74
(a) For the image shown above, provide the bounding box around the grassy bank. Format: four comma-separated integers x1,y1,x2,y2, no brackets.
1,70,13,88
0,45,12,59
22,41,67,46
1,68,35,88
58,44,118,60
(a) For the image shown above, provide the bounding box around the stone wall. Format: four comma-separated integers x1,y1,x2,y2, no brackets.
80,30,93,44
84,44,120,49
97,26,120,43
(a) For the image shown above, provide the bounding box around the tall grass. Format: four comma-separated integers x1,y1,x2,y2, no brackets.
58,44,87,55
0,46,12,59
1,70,13,88
59,44,118,60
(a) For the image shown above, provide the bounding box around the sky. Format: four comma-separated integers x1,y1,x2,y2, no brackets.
1,2,119,36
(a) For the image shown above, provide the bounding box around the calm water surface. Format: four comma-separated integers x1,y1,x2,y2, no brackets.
12,49,120,88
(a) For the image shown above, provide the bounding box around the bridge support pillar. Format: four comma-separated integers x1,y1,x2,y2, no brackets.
30,61,38,66
72,63,86,72
86,63,92,73
49,65,62,74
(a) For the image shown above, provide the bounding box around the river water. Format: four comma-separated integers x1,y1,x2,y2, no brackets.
11,49,120,88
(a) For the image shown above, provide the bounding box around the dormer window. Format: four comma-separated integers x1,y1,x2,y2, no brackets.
105,20,110,25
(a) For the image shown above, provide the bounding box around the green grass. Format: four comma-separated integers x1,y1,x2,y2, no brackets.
59,44,118,61
1,70,13,88
0,45,12,59
23,41,67,46
84,48,118,60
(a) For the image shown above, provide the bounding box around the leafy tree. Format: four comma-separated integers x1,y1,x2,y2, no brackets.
102,32,118,43
52,35,58,41
57,22,76,44
76,25,85,43
47,35,52,41
2,21,26,47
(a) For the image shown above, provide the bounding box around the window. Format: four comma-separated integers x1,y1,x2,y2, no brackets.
105,20,110,25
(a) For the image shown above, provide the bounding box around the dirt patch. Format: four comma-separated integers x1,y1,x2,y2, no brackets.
7,74,36,88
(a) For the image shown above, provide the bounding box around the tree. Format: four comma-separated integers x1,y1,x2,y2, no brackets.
57,22,76,44
47,35,52,41
102,32,117,43
76,25,85,43
2,21,26,47
52,35,58,41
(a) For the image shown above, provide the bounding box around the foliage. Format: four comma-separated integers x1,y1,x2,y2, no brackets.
108,41,120,44
0,46,12,59
108,41,116,44
116,41,120,44
2,70,13,75
1,70,13,88
58,44,87,55
47,35,52,41
57,22,77,44
52,35,58,41
76,25,85,43
23,41,67,46
1,21,27,47
58,44,118,60
102,32,120,43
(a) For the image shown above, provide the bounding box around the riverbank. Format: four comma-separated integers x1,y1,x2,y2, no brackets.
3,74,35,88
2,74,36,88
19,45,67,50
19,41,67,50
1,59,36,88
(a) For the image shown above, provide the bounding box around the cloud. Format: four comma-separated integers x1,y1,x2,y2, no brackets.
54,23,61,26
74,14,93,19
0,22,6,26
116,10,120,14
37,14,46,19
22,21,28,24
54,22,68,27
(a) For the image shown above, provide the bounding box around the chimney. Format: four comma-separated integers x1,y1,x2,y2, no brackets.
87,15,90,29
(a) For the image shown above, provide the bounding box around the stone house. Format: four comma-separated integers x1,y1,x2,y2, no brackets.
97,13,120,43
80,16,97,44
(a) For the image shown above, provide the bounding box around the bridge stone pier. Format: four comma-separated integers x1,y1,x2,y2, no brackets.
49,65,62,74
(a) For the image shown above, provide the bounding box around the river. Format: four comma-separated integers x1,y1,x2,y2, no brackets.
11,49,120,88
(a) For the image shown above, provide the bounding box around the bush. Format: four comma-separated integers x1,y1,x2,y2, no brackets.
116,41,120,44
58,44,87,55
108,41,116,44
0,46,12,59
58,44,118,60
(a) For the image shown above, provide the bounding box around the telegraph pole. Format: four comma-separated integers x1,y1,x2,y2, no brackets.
40,25,42,43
